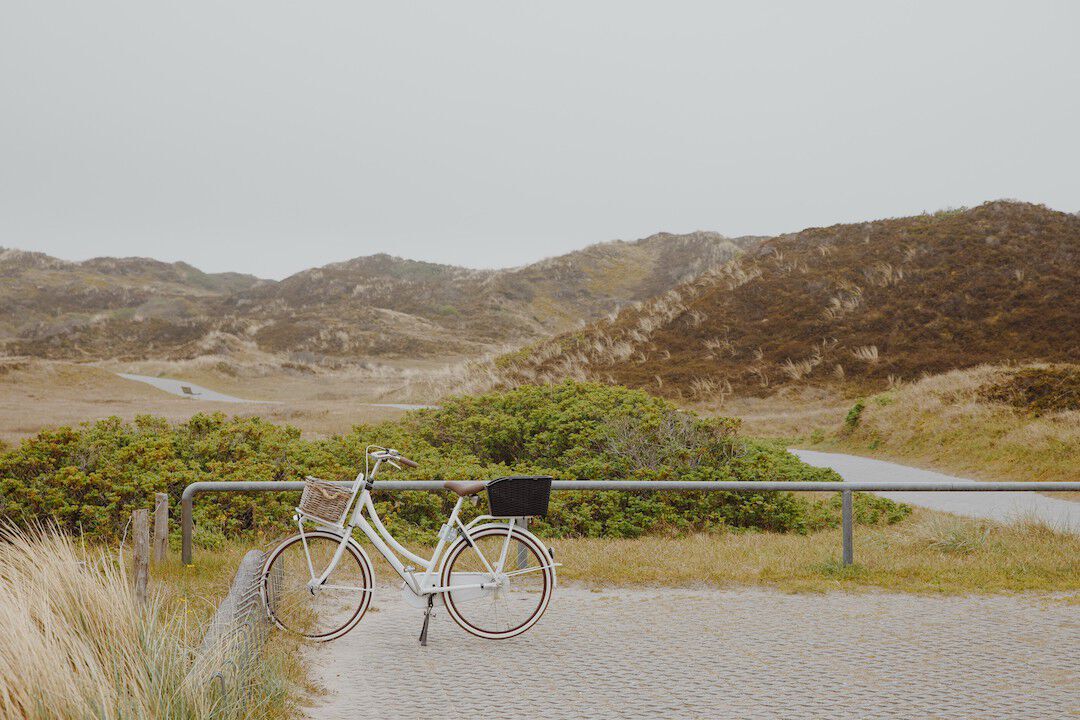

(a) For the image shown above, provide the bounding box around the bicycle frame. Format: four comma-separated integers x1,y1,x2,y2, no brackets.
297,458,538,597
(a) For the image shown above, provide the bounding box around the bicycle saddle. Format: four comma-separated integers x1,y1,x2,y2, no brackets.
443,480,486,497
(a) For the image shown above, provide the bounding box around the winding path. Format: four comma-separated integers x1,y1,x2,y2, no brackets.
791,449,1079,533
116,373,274,403
115,373,437,410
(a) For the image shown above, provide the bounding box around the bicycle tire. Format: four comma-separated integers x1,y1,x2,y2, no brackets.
261,530,374,642
440,524,554,640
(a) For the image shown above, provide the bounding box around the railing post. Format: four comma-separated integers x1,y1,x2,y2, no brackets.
154,492,169,563
841,489,854,566
182,493,194,565
133,508,150,604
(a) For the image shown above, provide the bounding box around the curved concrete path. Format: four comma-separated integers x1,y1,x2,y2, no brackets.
116,373,437,410
116,373,276,403
792,449,1079,533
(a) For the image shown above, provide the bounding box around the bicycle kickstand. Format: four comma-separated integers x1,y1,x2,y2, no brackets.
419,595,434,647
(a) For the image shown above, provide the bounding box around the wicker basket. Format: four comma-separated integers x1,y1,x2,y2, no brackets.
487,476,552,517
298,476,352,525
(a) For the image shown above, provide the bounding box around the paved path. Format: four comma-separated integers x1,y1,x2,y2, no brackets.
116,373,274,403
116,372,436,410
303,586,1078,719
792,449,1080,533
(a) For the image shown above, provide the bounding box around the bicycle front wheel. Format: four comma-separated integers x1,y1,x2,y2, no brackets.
441,525,554,640
262,530,373,642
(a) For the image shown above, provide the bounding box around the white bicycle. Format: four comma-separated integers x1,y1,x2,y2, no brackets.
260,446,558,644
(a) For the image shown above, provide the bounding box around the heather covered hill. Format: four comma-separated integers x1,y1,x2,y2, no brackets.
490,202,1080,399
2,231,747,361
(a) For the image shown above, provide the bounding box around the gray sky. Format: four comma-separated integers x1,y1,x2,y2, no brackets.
2,1,1077,279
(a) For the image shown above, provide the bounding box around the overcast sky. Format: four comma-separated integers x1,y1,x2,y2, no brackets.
2,2,1077,279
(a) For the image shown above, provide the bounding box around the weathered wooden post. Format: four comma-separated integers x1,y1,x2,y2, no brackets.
153,493,169,563
133,508,150,604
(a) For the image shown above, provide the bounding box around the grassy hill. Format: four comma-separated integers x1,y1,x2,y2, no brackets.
821,363,1079,486
0,248,266,355
2,232,747,362
228,231,750,358
486,202,1080,399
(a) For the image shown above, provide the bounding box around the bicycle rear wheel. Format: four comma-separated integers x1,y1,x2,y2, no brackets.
441,525,554,640
262,530,373,642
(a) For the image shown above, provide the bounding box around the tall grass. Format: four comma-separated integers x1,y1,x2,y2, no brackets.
0,528,277,720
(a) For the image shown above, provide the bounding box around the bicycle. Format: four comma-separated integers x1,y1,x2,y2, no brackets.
260,446,558,645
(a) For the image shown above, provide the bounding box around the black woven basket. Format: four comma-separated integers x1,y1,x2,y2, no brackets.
486,476,552,517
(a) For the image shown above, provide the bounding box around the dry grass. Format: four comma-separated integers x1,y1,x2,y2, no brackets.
697,388,850,438
550,507,1079,595
825,364,1080,489
0,528,304,719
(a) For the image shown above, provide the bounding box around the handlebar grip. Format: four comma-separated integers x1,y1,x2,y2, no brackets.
398,456,419,468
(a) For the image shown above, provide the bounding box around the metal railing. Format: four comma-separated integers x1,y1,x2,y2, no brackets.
181,480,1080,566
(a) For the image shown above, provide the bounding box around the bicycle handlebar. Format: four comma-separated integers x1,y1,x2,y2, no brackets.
369,448,419,468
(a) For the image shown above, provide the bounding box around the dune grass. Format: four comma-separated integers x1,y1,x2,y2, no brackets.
0,528,305,720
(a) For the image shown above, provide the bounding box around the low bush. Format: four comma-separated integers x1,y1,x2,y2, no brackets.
0,382,907,543
978,364,1080,415
804,491,913,529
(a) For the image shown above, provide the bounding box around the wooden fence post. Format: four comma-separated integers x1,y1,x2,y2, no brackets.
153,493,169,563
133,509,149,605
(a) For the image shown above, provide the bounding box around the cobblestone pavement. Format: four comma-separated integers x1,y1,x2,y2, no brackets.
792,450,1080,532
303,585,1079,719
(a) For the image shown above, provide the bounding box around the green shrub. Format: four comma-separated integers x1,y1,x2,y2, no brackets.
0,382,870,543
803,492,912,530
873,392,895,407
844,400,866,430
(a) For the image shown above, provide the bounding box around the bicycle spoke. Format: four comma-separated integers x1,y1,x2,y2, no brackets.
443,530,549,638
264,534,372,639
